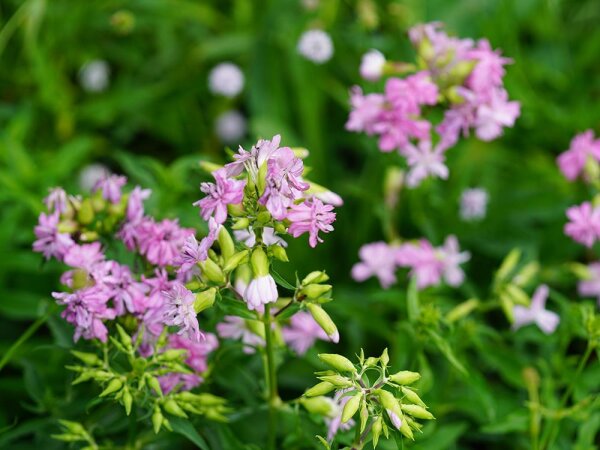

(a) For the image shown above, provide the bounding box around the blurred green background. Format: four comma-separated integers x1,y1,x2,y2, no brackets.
1,0,599,448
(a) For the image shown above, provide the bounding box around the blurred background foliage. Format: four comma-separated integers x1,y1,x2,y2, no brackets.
1,0,599,449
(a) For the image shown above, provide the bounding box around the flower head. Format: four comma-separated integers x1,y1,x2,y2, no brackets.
513,284,560,334
282,311,328,355
216,316,265,354
287,198,336,247
351,242,398,288
403,140,449,187
460,187,488,221
44,188,69,214
194,168,246,224
297,30,334,64
208,62,244,97
163,283,202,342
360,49,386,81
557,130,600,181
33,212,74,260
564,202,600,248
93,174,127,204
437,235,470,287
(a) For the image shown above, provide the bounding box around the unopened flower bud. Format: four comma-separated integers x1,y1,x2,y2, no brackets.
122,388,133,415
218,227,235,259
304,381,336,397
100,378,123,397
250,247,269,277
274,222,287,234
301,283,332,299
232,218,250,230
302,271,329,285
116,324,133,350
71,350,102,366
223,250,249,273
163,399,188,418
341,392,362,423
496,248,521,282
152,406,163,434
77,199,95,225
161,349,188,361
318,353,356,373
400,386,426,407
147,376,163,397
377,389,402,417
372,415,383,448
257,161,268,195
386,408,402,429
318,374,353,388
194,288,217,313
380,348,389,367
360,401,368,432
256,210,271,224
227,202,245,217
446,298,479,323
300,396,334,416
401,404,434,420
270,245,288,262
399,416,414,440
307,304,339,343
389,370,421,385
200,258,226,284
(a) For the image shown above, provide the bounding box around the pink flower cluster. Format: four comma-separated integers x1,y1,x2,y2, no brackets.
564,202,600,248
556,130,600,181
347,22,520,187
195,134,338,248
352,236,470,290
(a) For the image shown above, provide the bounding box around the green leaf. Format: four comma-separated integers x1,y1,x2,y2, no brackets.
407,277,420,323
169,417,210,450
217,296,258,320
426,329,468,376
271,269,296,290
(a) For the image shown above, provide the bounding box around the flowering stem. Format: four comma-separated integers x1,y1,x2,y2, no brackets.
540,342,594,450
263,304,279,450
350,421,373,450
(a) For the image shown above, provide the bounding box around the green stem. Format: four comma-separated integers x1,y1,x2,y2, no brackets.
263,304,279,450
540,343,594,450
0,312,50,372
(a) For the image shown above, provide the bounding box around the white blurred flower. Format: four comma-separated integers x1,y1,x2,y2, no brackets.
79,60,110,93
215,110,247,143
208,63,244,97
301,0,319,10
360,49,386,81
460,188,488,221
297,30,334,64
79,163,110,192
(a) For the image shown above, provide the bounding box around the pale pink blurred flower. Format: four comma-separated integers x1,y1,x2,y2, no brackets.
126,186,151,222
403,140,449,187
44,188,69,214
352,241,398,289
437,235,470,287
325,390,356,441
564,202,600,248
345,87,386,135
556,130,600,181
474,88,520,141
396,241,444,289
93,174,127,204
513,284,559,334
282,311,328,355
297,30,334,64
460,188,488,221
578,262,600,307
208,62,244,97
216,315,264,354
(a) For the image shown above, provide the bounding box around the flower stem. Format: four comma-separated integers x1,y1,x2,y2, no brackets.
263,304,279,450
540,342,594,450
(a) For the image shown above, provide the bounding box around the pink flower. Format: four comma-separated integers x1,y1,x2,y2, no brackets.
126,186,151,222
403,140,449,187
287,198,336,247
351,242,398,289
44,188,69,214
282,311,329,355
474,88,520,141
63,243,105,272
396,241,444,289
33,212,74,260
103,262,149,315
513,284,560,334
93,174,127,204
194,168,246,224
163,283,202,342
556,130,600,181
225,135,283,178
578,262,600,307
52,286,115,342
260,147,309,219
564,202,600,248
234,226,287,248
176,218,220,273
244,275,278,311
466,39,512,94
386,72,438,111
137,218,194,266
345,87,386,135
386,409,402,429
437,235,470,287
216,316,265,354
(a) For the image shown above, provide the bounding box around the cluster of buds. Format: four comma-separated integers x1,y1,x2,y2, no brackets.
347,22,520,187
303,349,433,447
66,324,228,433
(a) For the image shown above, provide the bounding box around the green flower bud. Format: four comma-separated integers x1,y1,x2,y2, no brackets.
200,259,225,284
308,304,339,343
148,376,163,397
232,218,250,230
223,250,249,273
161,349,188,361
377,389,402,417
318,375,353,388
505,284,529,306
270,245,288,262
218,227,235,260
318,353,356,373
163,399,188,418
199,161,223,173
300,284,332,299
304,381,336,397
122,388,133,416
99,378,123,397
71,350,102,366
152,406,163,434
77,199,95,225
300,396,334,416
380,348,389,367
227,202,245,217
58,420,86,435
256,210,271,224
365,357,379,367
194,288,217,313
360,401,368,433
257,162,268,195
58,220,78,234
372,416,383,448
341,392,362,423
399,417,414,440
513,261,539,287
400,386,426,407
389,370,421,385
446,298,479,323
496,248,521,282
302,271,329,285
274,222,287,234
116,324,133,350
401,404,434,420
250,247,269,277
